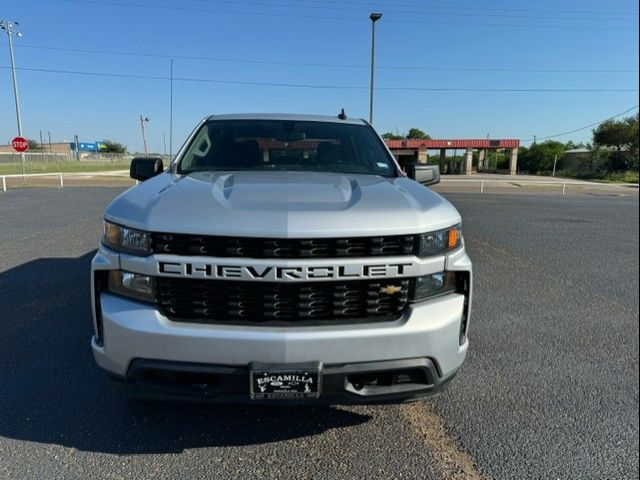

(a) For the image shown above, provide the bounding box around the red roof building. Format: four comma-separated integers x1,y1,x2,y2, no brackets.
384,138,520,175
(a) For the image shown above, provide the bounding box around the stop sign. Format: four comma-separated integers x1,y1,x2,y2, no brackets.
11,136,29,153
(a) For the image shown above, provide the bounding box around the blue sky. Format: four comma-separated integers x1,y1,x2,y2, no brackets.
1,0,638,153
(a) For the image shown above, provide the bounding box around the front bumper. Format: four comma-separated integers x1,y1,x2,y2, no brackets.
91,246,472,403
112,357,458,404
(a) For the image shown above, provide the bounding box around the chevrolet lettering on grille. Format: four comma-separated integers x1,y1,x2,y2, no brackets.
157,261,415,281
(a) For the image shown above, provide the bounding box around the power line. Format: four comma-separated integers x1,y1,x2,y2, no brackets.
64,0,639,30
240,0,639,17
382,17,636,30
522,105,639,141
2,65,638,92
6,42,638,74
168,0,638,22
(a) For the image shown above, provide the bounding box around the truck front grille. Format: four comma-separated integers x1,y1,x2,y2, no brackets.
156,277,410,325
151,233,415,259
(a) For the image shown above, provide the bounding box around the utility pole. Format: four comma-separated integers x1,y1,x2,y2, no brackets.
552,153,558,177
533,135,537,145
140,115,149,155
1,19,25,176
169,59,174,160
368,13,382,125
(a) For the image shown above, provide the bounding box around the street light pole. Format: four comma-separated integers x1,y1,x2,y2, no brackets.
368,13,382,125
1,19,25,175
1,20,23,137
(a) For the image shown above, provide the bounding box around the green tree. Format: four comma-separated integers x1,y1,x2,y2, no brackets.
381,132,404,140
593,114,639,170
27,139,43,151
518,140,566,173
593,114,638,152
381,128,431,140
100,140,127,154
406,128,430,139
565,140,588,150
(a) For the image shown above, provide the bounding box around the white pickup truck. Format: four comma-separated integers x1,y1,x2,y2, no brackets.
91,113,472,403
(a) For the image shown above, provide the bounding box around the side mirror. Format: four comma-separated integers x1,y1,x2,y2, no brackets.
130,157,164,181
407,163,440,186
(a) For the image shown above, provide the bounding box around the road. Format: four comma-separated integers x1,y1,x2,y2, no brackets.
0,188,638,479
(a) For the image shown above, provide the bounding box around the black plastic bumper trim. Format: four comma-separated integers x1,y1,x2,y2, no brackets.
118,357,457,405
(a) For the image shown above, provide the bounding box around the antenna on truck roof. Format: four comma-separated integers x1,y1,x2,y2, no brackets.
337,108,347,120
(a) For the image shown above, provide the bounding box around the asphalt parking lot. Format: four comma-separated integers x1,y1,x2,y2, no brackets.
0,187,638,479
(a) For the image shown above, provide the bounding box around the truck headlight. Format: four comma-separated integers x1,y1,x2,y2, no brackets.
417,226,461,257
108,270,155,303
411,272,457,302
103,220,152,255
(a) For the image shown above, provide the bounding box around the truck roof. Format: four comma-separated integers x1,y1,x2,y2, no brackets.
205,113,368,126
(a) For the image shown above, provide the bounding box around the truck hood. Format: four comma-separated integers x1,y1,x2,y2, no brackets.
105,171,461,237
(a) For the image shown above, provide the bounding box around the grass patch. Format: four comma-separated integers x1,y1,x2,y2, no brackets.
599,171,640,183
0,161,130,176
556,170,639,184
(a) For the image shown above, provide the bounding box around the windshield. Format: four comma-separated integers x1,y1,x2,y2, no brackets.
177,120,397,177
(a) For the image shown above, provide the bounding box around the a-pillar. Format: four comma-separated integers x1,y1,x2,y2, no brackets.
509,148,518,175
478,149,486,170
465,148,473,175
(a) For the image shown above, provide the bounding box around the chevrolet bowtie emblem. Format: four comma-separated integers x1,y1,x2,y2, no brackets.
379,285,402,295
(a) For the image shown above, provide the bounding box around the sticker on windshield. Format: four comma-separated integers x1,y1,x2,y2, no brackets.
376,162,389,169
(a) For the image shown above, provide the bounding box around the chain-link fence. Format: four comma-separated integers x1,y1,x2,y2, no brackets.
551,149,638,182
557,150,607,177
0,152,170,176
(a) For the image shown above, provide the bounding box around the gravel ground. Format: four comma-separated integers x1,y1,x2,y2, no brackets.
0,187,637,479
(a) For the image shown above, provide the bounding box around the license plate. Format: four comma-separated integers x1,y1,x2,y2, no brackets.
250,367,321,400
